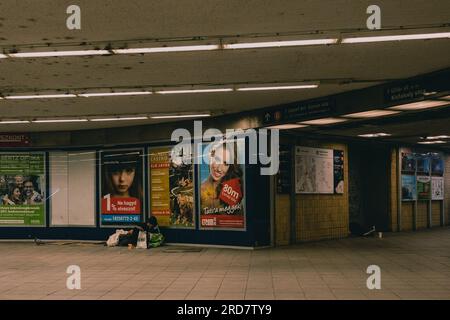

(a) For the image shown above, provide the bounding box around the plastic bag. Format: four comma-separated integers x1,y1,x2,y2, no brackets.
148,233,164,248
136,231,148,249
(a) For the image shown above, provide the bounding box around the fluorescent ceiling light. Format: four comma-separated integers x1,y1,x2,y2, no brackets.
224,39,338,49
343,109,400,118
237,84,318,91
0,120,30,124
32,119,88,123
5,94,77,100
79,91,151,97
299,117,348,125
388,100,449,110
342,32,450,44
265,124,308,130
0,54,7,59
90,116,148,122
151,114,210,119
9,50,110,58
418,140,446,145
358,133,392,138
113,45,219,54
156,88,233,94
426,135,450,140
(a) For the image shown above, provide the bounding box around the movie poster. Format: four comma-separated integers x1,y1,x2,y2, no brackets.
431,155,444,176
401,175,417,201
100,149,144,225
198,140,246,230
431,177,444,200
149,146,194,228
416,176,431,200
0,152,46,226
401,152,416,173
416,155,430,175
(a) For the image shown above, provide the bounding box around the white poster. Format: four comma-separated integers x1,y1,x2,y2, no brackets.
431,177,444,200
295,146,334,194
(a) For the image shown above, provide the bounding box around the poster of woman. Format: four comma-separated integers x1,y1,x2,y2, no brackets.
100,149,144,225
198,140,246,230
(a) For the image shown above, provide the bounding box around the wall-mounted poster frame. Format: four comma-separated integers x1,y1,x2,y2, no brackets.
148,145,195,229
333,149,345,194
401,152,416,173
397,148,446,231
99,148,145,227
0,152,46,227
401,174,417,201
431,176,444,200
295,146,334,194
416,175,431,200
197,139,247,231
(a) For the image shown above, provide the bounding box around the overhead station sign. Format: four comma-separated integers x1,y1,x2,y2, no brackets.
262,99,333,126
0,134,31,147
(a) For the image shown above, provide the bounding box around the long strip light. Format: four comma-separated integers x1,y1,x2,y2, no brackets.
5,94,77,99
113,45,219,54
2,31,449,59
151,114,210,119
32,119,88,123
0,120,30,124
388,100,449,111
299,117,348,125
156,88,233,94
426,135,450,140
417,140,446,145
342,32,450,44
90,116,148,122
358,133,392,138
79,92,151,97
343,109,401,118
265,124,308,129
237,84,318,91
9,50,110,58
224,39,338,49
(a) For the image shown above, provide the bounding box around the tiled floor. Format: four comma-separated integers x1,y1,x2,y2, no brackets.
1,228,450,300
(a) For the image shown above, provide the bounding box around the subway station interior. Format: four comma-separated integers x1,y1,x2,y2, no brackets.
0,1,449,302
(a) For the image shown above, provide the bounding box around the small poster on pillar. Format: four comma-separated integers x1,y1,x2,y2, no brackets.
148,145,195,228
100,148,144,225
198,140,246,230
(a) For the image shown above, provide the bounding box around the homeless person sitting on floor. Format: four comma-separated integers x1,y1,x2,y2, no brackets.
114,216,162,249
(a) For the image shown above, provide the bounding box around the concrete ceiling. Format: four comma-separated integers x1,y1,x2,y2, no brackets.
0,0,449,132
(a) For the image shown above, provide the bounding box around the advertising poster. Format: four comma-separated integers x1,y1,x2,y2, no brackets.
199,140,246,230
0,153,45,226
333,150,345,194
100,149,144,225
431,177,444,200
416,155,430,175
149,146,194,228
401,152,416,173
401,175,417,201
295,146,334,194
431,155,444,176
416,176,431,200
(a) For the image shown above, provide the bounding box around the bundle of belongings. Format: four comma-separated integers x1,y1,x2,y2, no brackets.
106,216,164,249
